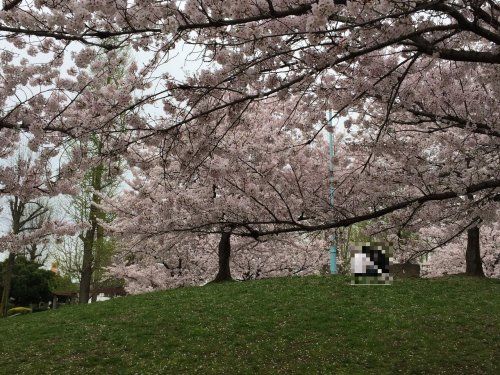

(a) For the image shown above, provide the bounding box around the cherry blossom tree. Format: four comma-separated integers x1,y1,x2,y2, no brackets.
332,51,499,276
1,1,497,226
1,1,498,282
109,232,329,293
20,198,52,264
104,99,332,287
421,222,499,278
0,152,75,316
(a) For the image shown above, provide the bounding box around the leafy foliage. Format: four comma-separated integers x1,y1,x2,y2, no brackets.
0,257,54,306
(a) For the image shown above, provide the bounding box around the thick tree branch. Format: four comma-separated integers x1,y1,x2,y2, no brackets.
410,35,500,64
242,178,500,237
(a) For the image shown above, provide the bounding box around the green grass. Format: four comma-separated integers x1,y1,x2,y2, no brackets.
0,276,499,374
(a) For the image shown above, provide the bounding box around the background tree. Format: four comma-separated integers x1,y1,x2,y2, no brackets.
65,139,121,303
0,153,74,316
52,236,83,283
21,199,52,265
0,255,55,308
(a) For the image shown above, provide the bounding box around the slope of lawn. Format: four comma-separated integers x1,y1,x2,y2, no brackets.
0,275,499,374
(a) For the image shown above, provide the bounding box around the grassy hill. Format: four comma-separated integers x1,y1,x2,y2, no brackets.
0,275,499,374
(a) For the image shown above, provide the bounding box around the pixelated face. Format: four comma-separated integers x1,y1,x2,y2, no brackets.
350,242,393,285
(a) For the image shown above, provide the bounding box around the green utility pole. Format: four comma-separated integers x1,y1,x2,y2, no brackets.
327,110,337,274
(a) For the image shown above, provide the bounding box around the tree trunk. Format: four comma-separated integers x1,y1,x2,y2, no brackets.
78,164,103,304
1,253,16,318
465,225,484,277
28,243,37,263
2,197,23,317
90,219,105,304
79,236,94,304
213,232,232,282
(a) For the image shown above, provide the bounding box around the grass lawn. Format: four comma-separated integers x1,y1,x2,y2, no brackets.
0,275,498,374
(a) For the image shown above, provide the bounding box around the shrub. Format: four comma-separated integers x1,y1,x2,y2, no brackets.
1,256,55,306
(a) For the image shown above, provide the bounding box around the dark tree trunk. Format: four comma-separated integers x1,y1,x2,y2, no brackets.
79,164,103,304
2,197,23,317
213,232,232,282
79,236,94,304
28,243,37,263
90,220,105,304
1,253,16,318
466,225,485,277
